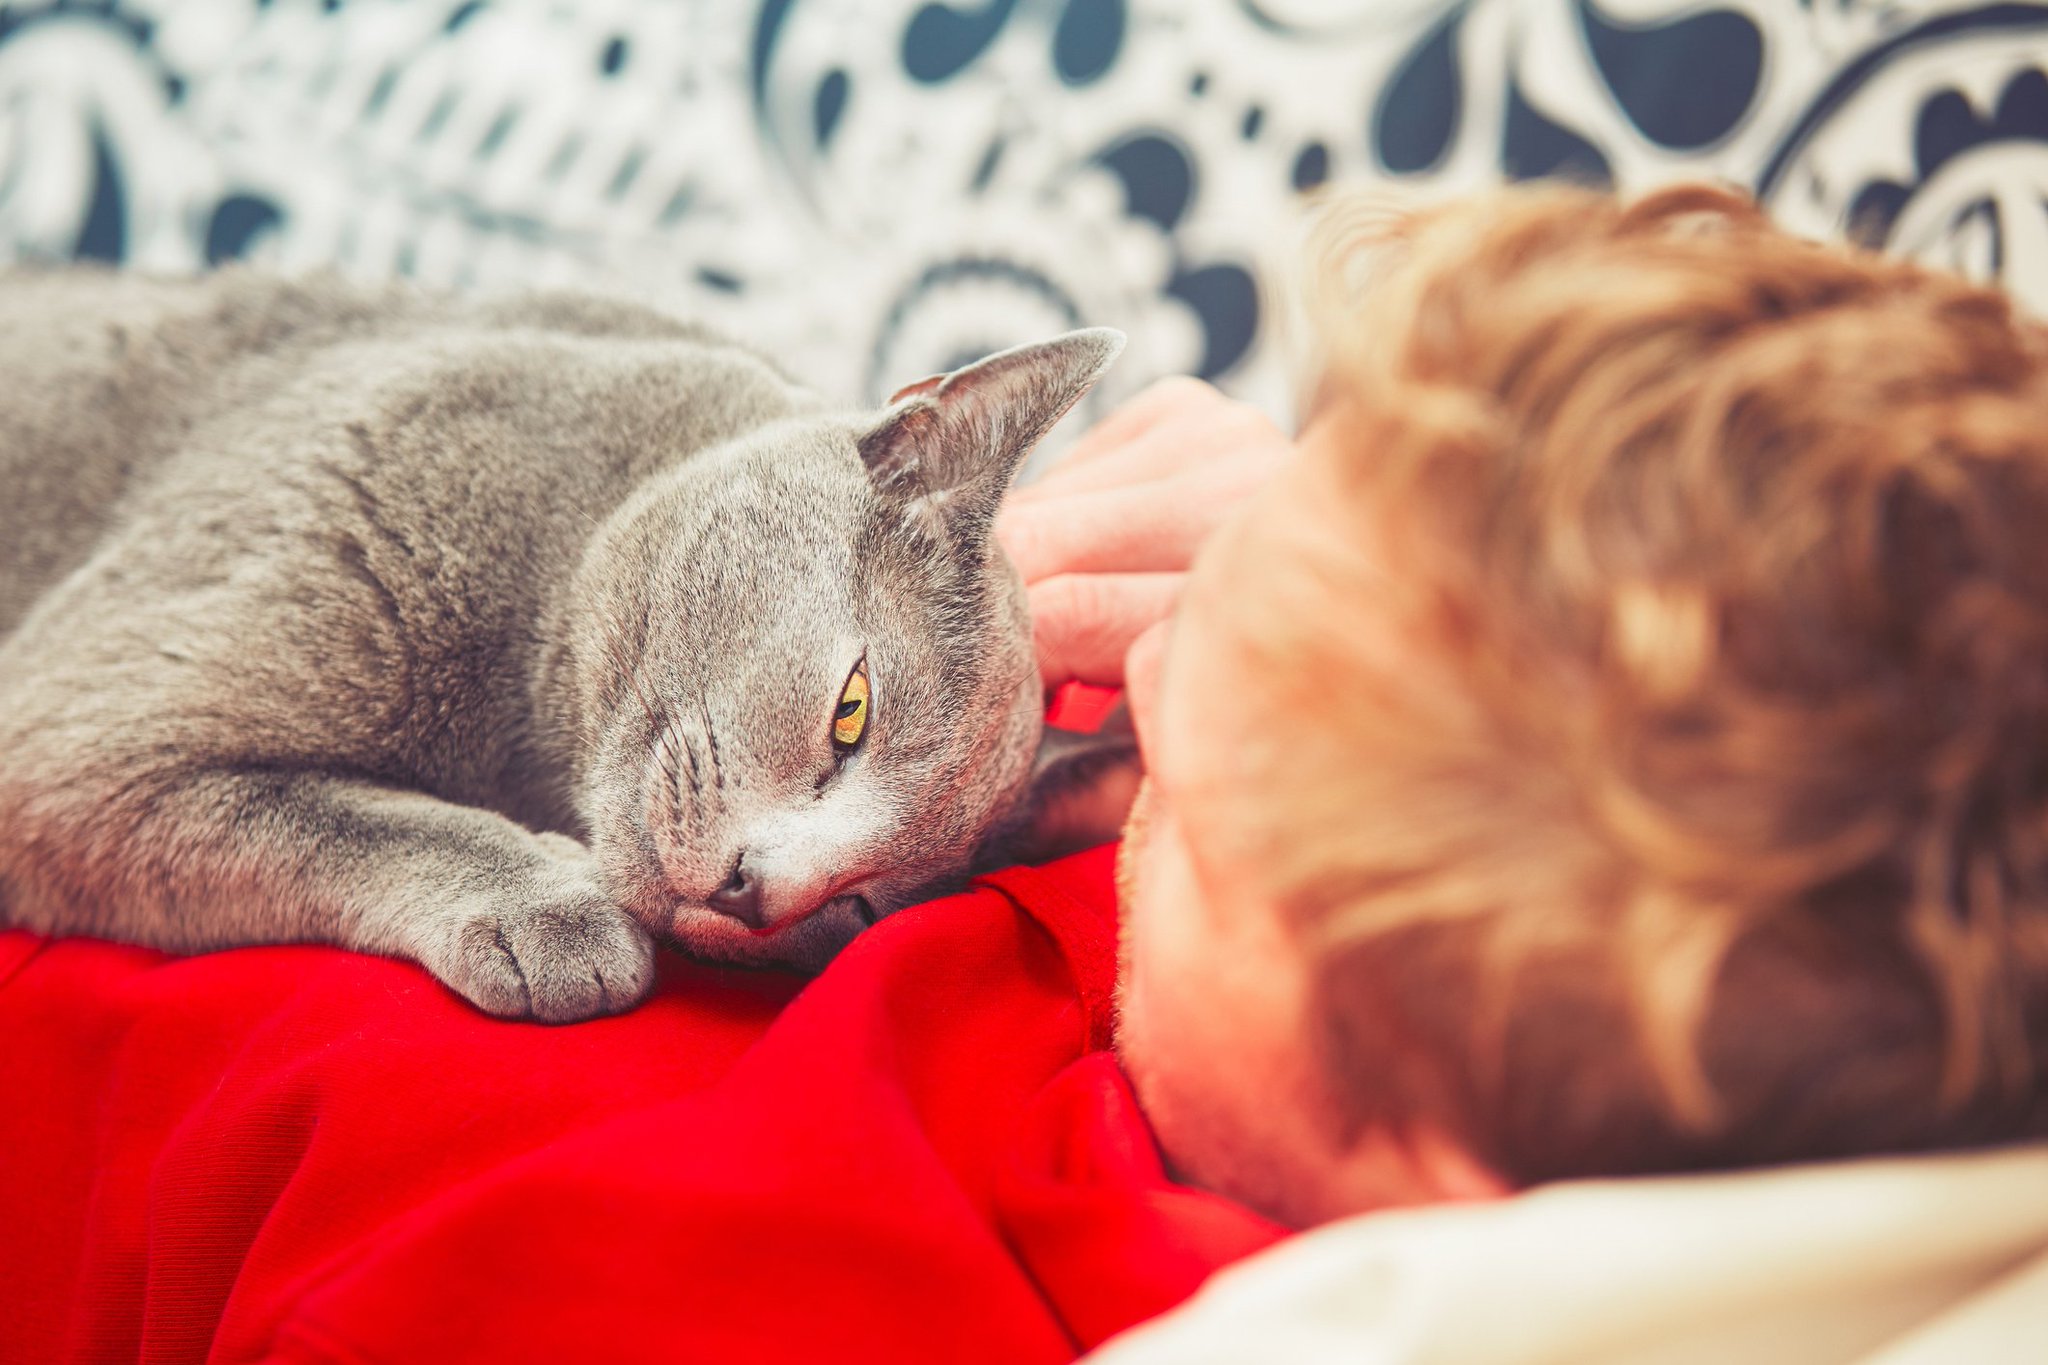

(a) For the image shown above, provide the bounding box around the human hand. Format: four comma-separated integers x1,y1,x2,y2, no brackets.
996,377,1294,694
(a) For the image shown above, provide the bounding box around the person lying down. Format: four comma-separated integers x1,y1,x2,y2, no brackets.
4,178,2046,1364
1068,180,2048,1359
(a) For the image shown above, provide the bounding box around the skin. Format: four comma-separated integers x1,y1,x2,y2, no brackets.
1045,401,1507,1228
996,377,1292,693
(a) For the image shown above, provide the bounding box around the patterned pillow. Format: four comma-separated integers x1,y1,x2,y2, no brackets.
1,0,2043,458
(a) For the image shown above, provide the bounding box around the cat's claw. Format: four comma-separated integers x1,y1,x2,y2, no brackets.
436,895,656,1024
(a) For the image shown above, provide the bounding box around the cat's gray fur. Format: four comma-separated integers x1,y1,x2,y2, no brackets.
0,267,1124,1021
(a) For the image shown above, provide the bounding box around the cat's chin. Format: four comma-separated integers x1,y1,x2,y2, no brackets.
664,896,876,976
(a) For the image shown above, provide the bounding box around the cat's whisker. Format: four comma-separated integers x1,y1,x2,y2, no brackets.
696,696,725,790
663,724,692,808
562,494,603,534
605,600,668,745
678,724,702,795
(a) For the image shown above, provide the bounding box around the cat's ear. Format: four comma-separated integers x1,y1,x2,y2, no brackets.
858,328,1125,536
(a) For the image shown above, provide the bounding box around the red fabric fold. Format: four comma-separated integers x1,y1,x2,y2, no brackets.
0,845,1285,1365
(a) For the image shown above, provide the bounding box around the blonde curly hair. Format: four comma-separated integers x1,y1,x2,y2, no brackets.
1211,181,2048,1182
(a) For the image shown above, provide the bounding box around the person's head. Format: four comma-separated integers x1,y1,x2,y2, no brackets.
1114,181,2048,1229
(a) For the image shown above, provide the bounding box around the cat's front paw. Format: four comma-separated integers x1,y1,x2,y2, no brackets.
431,877,656,1023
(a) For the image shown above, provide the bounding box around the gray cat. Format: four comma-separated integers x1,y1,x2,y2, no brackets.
0,267,1125,1021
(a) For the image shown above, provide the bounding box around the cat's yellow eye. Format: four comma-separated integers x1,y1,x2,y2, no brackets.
833,661,870,750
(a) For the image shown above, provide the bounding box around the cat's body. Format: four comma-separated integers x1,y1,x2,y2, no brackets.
0,266,1122,1020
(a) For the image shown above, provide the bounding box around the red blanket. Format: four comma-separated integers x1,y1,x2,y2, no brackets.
0,846,1285,1364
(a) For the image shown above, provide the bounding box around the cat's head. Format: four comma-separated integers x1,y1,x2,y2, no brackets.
565,328,1124,970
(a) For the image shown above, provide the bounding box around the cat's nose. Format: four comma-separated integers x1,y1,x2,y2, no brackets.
707,859,766,930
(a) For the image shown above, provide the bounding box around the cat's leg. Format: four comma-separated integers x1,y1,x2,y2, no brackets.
1,766,655,1023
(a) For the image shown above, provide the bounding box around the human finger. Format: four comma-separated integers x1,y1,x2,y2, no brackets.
1018,400,1289,504
1052,376,1228,472
998,462,1268,583
1011,376,1246,511
1030,572,1185,693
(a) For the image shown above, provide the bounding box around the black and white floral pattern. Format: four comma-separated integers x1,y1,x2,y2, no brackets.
3,0,2045,450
